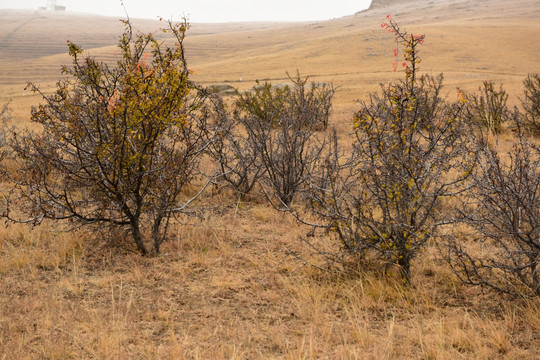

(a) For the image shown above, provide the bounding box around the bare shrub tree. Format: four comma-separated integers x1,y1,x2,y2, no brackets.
522,73,540,135
0,103,11,170
444,118,540,296
5,19,215,255
236,73,335,207
0,102,10,149
282,74,335,131
204,95,266,200
461,81,509,134
293,18,476,284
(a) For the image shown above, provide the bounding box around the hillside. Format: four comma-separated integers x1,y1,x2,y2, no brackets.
185,0,540,105
1,0,540,123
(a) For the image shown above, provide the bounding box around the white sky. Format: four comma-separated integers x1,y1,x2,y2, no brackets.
0,0,372,22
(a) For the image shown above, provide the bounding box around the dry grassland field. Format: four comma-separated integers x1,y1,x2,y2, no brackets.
1,0,540,358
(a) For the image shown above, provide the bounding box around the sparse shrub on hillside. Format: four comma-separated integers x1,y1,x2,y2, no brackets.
4,19,215,255
444,119,540,297
522,73,540,135
0,102,10,149
205,96,266,200
236,73,334,207
0,103,10,167
461,81,509,134
292,17,476,284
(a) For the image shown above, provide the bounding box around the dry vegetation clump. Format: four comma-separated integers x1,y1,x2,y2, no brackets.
0,103,9,145
443,124,540,297
211,73,334,207
460,81,510,134
522,73,540,135
205,95,266,201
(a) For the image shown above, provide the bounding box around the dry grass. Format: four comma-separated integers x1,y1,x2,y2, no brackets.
0,201,539,359
1,0,540,358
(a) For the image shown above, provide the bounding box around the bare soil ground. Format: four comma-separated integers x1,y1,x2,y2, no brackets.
1,0,539,358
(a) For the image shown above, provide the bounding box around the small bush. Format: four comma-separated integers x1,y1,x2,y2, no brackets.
0,102,9,150
294,17,476,285
236,73,334,131
444,120,540,297
0,103,11,175
522,73,540,135
235,73,334,207
461,81,509,134
205,96,266,200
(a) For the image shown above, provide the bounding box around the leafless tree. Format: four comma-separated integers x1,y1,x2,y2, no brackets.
236,73,334,207
444,117,540,296
205,95,266,200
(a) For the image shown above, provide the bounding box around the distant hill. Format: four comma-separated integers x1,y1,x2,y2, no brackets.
1,0,540,122
369,0,421,9
0,10,293,62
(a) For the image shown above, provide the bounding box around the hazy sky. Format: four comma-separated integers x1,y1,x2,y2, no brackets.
0,0,372,22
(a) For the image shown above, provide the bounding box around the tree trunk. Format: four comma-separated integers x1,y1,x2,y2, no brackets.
152,215,164,255
398,255,411,286
531,262,539,296
131,221,148,255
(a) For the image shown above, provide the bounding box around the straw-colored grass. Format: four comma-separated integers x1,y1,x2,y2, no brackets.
0,203,539,359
